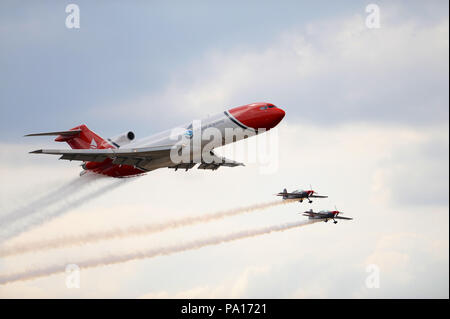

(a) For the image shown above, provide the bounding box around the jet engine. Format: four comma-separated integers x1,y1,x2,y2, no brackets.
108,131,135,148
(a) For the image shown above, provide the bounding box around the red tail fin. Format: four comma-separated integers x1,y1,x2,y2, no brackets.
54,124,113,150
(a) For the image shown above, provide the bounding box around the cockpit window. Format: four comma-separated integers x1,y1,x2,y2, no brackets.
260,104,276,110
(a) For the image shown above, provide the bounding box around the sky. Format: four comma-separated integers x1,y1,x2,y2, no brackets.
0,1,448,298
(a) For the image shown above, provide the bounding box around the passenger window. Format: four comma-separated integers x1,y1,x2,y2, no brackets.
260,106,268,110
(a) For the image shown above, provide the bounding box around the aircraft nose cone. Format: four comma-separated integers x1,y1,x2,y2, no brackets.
267,107,285,129
228,103,286,131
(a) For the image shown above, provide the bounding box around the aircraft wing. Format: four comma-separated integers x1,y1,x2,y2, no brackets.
309,195,328,198
334,216,353,220
197,152,244,170
276,192,302,197
30,145,177,166
32,146,244,170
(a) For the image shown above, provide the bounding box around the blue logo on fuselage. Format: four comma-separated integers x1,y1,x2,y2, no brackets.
185,129,193,139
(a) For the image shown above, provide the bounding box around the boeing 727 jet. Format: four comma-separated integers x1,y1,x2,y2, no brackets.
26,103,285,177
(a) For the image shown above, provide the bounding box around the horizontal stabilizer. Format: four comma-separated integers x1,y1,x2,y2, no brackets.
276,192,299,196
24,130,82,137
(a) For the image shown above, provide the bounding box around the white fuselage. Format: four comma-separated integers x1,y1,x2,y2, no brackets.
124,111,256,171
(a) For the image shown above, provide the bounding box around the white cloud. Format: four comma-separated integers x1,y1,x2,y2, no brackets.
0,120,447,298
139,266,270,299
0,3,448,298
96,8,448,127
370,127,449,206
357,232,449,298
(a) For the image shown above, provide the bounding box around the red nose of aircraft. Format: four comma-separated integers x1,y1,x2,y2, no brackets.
228,103,285,131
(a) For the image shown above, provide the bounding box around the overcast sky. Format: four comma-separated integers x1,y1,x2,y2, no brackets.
0,1,448,298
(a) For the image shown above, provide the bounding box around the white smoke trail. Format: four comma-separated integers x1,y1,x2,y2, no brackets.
0,219,319,285
0,199,296,256
0,174,98,225
0,177,130,242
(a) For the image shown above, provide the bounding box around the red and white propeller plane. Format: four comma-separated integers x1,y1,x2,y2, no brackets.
302,208,353,224
26,103,285,177
276,187,328,203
